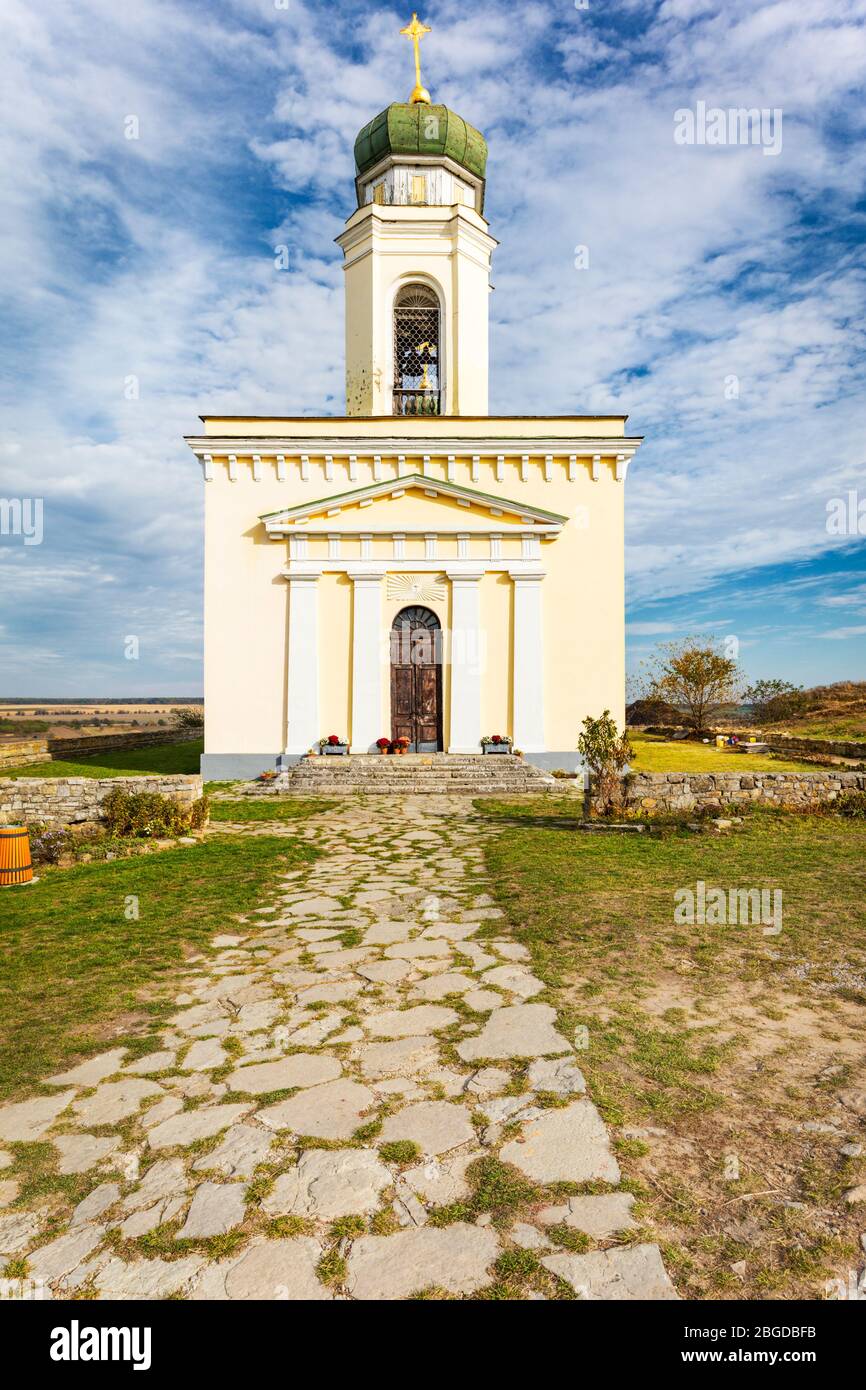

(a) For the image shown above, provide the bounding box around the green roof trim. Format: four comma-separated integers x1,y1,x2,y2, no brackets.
259,473,568,527
354,104,488,181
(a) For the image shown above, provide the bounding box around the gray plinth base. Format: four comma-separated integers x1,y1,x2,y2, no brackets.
200,753,294,781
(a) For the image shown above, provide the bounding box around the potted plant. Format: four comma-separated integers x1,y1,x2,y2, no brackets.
319,734,349,756
393,737,410,755
481,734,513,755
257,769,278,782
376,737,391,755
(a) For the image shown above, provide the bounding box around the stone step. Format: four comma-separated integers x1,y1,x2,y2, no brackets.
282,770,553,781
259,786,563,796
241,751,571,798
261,778,569,795
283,771,550,780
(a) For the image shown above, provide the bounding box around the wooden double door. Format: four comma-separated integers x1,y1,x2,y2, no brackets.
390,606,443,752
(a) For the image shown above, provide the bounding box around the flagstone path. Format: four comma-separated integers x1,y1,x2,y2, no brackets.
0,797,679,1301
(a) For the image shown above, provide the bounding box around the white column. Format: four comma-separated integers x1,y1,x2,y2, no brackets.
447,570,483,753
511,571,546,751
285,575,320,754
349,571,385,753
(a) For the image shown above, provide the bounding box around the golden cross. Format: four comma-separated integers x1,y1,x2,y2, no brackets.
400,12,432,105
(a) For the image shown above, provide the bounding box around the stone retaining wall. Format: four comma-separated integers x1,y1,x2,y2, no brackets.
0,775,204,827
614,770,866,814
0,739,47,770
46,728,200,758
0,727,200,770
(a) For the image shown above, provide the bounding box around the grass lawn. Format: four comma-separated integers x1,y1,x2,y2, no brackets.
0,832,314,1100
629,731,823,774
478,798,866,1300
764,716,866,742
209,798,335,822
0,738,203,779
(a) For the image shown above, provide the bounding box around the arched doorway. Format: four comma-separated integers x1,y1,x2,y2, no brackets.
390,606,443,751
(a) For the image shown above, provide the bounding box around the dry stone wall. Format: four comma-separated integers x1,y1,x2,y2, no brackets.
0,739,47,770
616,770,866,815
0,775,203,827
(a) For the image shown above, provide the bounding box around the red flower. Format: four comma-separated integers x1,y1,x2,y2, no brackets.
376,737,391,749
327,734,340,745
491,734,502,744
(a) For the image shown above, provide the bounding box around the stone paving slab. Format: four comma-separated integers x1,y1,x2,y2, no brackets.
227,1054,341,1095
346,1225,500,1300
257,1080,375,1140
543,1244,681,1300
500,1100,621,1184
0,1090,76,1142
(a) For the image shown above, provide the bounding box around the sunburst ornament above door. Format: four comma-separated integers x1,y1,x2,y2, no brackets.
386,573,446,605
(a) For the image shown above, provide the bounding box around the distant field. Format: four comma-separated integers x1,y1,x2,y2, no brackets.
0,739,203,779
0,700,202,740
629,732,826,774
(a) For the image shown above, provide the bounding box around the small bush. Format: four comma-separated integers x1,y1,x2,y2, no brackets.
188,797,210,830
101,788,210,838
832,790,866,820
578,711,633,816
29,824,71,865
172,707,204,730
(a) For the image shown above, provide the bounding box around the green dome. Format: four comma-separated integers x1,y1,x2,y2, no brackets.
354,103,488,182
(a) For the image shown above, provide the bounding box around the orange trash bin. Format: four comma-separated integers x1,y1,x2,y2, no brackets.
0,826,34,887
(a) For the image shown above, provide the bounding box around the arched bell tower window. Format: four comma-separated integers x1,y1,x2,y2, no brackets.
393,284,441,416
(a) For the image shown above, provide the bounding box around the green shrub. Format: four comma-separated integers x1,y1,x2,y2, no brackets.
833,790,866,820
188,796,210,830
101,788,210,838
172,707,204,730
578,711,633,815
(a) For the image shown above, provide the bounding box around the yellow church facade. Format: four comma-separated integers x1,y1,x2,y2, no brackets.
186,28,642,780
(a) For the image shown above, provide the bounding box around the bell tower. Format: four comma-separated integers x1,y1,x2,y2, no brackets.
336,14,497,418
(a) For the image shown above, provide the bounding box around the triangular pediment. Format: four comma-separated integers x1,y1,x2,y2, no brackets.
260,473,566,536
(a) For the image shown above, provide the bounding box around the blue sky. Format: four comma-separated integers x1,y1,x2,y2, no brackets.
1,0,864,695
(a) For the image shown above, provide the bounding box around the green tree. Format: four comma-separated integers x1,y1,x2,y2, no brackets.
577,711,633,816
639,639,741,730
742,679,806,724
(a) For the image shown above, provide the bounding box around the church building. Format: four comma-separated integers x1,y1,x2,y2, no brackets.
186,16,642,780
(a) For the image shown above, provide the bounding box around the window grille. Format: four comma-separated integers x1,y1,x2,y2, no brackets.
393,285,441,415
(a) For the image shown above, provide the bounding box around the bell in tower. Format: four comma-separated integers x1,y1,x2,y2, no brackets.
337,14,497,417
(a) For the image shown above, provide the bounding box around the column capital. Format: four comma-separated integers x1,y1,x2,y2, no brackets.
444,568,485,583
346,569,386,584
283,570,320,585
507,568,546,584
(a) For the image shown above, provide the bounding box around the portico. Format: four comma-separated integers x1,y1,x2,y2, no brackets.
261,470,562,756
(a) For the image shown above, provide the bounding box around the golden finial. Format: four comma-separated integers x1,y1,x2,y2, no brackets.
400,12,432,105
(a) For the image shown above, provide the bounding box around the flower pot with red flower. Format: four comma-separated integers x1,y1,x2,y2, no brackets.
481,734,513,755
393,737,410,755
376,738,391,755
319,735,349,756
